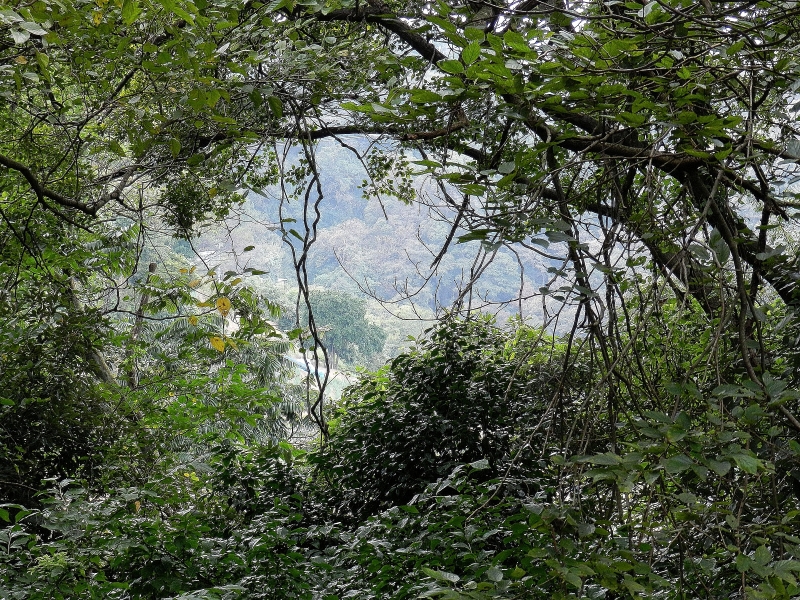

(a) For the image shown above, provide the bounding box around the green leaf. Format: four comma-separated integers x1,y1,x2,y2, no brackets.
736,554,752,573
463,27,485,41
109,140,126,157
763,372,788,398
370,102,393,114
623,577,646,594
10,29,29,44
19,21,47,35
563,571,582,588
159,0,195,24
265,0,291,13
188,88,206,110
726,39,746,55
462,42,480,65
206,89,221,108
617,112,647,127
268,96,283,119
755,545,772,566
662,454,693,473
731,452,760,474
438,59,464,74
486,566,503,582
427,15,456,34
579,452,622,466
13,508,31,523
774,560,800,585
460,183,485,195
457,229,490,243
412,159,442,168
422,568,460,583
503,30,529,52
469,458,490,470
409,90,443,103
602,38,636,58
713,384,753,398
35,51,49,73
706,459,731,476
122,0,141,24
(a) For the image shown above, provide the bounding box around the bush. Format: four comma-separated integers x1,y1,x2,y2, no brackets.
310,317,579,521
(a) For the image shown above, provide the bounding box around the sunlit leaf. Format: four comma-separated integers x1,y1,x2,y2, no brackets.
216,297,232,316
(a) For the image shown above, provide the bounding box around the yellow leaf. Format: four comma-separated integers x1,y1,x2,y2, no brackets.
189,279,200,288
92,9,103,24
208,187,218,198
134,500,141,513
210,336,225,352
189,265,196,273
230,277,242,286
14,56,27,65
188,315,198,326
179,268,188,274
216,297,232,316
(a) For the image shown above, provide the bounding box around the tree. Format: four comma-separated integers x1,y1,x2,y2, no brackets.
285,289,386,368
312,317,584,521
5,0,800,387
0,205,132,505
276,0,800,309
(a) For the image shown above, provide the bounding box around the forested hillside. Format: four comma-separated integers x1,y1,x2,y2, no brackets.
4,0,800,598
190,139,563,361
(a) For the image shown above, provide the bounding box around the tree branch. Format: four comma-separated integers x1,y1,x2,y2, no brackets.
0,152,92,213
0,153,140,217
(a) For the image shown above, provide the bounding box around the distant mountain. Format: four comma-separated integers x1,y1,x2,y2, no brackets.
193,139,575,360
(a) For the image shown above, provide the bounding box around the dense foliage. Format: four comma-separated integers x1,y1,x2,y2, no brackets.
5,0,800,598
313,318,576,521
281,289,387,368
4,314,800,599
